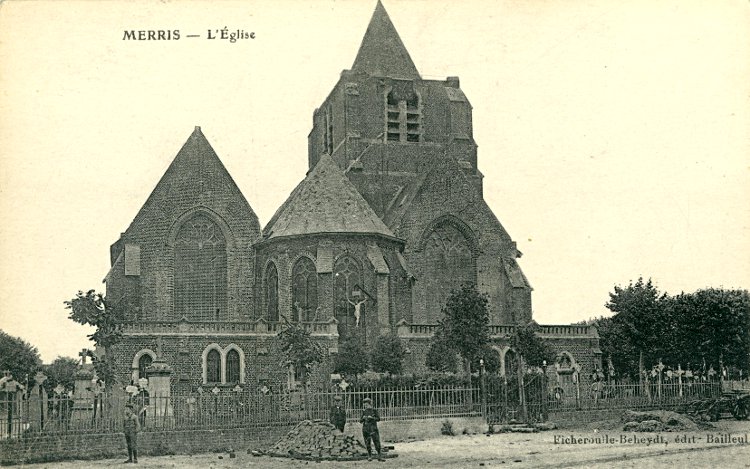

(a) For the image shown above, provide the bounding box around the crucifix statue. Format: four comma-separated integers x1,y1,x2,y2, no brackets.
347,296,367,327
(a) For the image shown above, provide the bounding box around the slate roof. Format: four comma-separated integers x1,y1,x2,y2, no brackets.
263,154,397,240
351,1,420,79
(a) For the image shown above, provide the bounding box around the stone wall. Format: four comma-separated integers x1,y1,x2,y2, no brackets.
0,425,293,466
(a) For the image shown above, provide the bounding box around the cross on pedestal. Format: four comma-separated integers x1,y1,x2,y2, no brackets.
78,349,89,366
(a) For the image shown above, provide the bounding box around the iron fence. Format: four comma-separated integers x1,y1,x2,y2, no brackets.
546,380,722,413
0,379,731,439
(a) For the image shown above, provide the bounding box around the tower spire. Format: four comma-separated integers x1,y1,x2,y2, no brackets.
351,1,420,79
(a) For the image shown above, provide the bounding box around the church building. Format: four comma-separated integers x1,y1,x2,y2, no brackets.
105,2,600,394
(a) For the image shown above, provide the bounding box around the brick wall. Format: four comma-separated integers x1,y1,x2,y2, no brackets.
0,425,293,466
107,128,261,321
111,333,338,393
254,234,409,346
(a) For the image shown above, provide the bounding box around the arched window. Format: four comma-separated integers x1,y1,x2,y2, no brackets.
334,256,362,337
137,354,153,380
292,257,318,322
174,214,227,321
226,349,240,383
206,349,221,383
424,223,475,318
386,82,421,143
265,263,279,322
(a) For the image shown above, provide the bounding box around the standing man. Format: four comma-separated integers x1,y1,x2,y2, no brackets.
123,403,140,463
360,397,382,461
329,395,347,432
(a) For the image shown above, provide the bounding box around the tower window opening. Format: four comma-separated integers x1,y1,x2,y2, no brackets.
385,83,421,143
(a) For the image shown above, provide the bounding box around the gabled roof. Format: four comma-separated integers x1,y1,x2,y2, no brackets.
263,154,397,240
351,1,420,79
123,127,258,237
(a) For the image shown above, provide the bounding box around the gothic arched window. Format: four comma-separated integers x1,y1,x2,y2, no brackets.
424,223,475,318
137,354,153,380
226,349,240,383
206,349,221,383
174,214,227,321
334,256,362,336
265,263,279,322
386,82,421,143
292,257,318,322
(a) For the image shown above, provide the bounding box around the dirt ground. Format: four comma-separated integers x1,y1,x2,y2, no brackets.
6,419,749,469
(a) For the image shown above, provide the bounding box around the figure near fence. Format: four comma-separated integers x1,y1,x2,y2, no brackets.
329,395,346,432
123,403,140,463
360,397,382,461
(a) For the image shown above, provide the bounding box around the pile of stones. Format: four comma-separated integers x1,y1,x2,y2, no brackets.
621,410,709,432
267,420,372,461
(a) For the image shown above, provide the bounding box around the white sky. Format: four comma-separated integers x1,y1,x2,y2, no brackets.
1,0,748,363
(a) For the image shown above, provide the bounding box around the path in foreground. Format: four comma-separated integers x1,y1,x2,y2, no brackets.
6,421,749,469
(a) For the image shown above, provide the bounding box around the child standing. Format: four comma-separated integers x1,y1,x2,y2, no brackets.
123,403,140,463
329,395,347,432
360,397,382,461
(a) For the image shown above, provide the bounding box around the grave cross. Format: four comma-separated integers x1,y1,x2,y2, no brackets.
78,349,89,366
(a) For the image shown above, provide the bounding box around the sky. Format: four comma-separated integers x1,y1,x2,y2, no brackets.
0,0,748,363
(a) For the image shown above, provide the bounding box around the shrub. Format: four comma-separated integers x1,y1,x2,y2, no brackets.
441,420,455,436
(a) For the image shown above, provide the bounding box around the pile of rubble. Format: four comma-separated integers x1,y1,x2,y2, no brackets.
267,420,376,461
621,410,712,432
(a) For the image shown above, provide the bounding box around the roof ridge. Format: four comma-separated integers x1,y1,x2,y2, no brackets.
351,1,420,79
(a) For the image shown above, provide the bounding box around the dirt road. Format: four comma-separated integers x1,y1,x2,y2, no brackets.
6,420,749,468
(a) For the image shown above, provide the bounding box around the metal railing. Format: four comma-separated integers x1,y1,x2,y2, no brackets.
0,379,729,439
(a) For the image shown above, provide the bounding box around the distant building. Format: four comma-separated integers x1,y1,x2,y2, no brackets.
105,2,600,393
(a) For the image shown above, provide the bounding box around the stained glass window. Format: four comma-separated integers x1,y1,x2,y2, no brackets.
292,257,318,322
174,215,227,321
226,349,240,383
206,349,221,383
334,256,362,336
266,263,279,322
424,223,475,317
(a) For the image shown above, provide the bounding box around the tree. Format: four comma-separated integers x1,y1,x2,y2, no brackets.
470,345,501,374
604,277,671,378
600,279,750,378
276,322,325,385
669,288,750,373
509,321,553,369
425,326,458,373
0,330,41,384
371,333,405,375
334,336,368,379
43,356,78,393
64,290,132,385
440,284,490,373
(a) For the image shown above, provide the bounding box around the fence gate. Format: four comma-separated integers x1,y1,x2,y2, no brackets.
483,372,548,424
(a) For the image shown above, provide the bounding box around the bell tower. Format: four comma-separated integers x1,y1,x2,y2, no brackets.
307,1,481,217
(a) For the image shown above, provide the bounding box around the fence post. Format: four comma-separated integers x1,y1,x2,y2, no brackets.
541,361,548,422
517,356,527,422
480,359,487,420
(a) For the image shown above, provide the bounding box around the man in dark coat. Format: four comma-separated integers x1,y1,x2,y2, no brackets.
329,395,347,432
360,397,382,460
123,403,140,463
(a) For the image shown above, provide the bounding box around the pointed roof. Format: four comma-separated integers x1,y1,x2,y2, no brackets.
351,1,420,79
263,154,397,240
123,126,258,236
